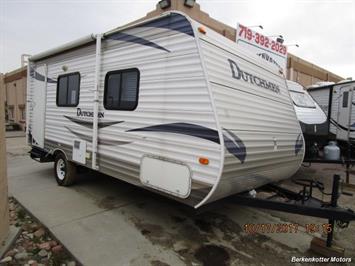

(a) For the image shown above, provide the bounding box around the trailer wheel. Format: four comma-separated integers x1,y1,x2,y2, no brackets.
54,153,77,186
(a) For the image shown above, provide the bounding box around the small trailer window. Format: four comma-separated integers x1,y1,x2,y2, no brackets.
104,68,139,110
342,91,349,108
56,72,80,107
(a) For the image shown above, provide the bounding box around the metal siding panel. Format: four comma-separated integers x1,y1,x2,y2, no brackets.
100,26,220,189
33,20,221,207
196,27,304,204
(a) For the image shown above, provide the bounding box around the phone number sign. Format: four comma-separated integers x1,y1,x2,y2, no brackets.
236,23,288,73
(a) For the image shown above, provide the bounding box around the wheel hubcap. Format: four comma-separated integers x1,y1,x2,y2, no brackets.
56,159,66,180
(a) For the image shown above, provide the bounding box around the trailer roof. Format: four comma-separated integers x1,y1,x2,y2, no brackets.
307,80,355,91
29,12,177,62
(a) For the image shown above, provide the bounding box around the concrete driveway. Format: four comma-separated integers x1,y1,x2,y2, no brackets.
6,137,355,266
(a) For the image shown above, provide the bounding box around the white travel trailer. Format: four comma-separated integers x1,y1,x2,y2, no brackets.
308,80,355,143
287,80,327,136
27,11,304,208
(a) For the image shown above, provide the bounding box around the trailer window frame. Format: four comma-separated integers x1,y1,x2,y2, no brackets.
56,72,81,107
342,91,349,108
104,68,140,111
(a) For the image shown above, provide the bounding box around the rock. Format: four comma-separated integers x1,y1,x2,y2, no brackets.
52,245,63,254
38,249,48,258
28,260,37,265
34,228,45,238
9,202,16,211
49,240,58,247
5,249,17,257
17,246,26,253
67,261,76,266
30,223,40,231
27,233,34,239
22,224,33,232
38,242,51,250
22,240,34,251
173,241,186,251
14,252,28,260
0,256,12,263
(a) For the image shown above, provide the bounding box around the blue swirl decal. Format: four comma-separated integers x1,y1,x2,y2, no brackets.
223,128,246,163
107,32,170,53
127,123,220,144
141,13,194,37
295,133,303,155
30,67,57,84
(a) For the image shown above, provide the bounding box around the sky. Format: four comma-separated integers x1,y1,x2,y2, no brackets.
0,0,354,78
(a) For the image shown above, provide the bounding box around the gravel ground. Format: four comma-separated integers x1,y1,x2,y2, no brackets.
0,198,78,266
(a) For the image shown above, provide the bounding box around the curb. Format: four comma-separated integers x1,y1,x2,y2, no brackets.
0,226,21,259
9,197,83,266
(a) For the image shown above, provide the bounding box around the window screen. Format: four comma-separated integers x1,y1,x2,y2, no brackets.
342,91,349,108
56,72,80,107
104,68,139,110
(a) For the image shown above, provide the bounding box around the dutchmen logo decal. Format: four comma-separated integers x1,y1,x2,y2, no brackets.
64,109,126,145
63,108,123,129
223,129,246,163
295,133,303,155
228,59,280,94
77,108,104,118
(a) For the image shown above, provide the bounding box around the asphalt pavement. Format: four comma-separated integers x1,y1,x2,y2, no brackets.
6,136,355,266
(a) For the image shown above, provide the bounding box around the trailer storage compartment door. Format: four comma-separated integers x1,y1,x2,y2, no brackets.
29,65,47,148
140,156,191,199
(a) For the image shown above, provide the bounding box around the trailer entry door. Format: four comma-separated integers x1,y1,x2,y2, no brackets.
336,85,353,141
31,65,47,148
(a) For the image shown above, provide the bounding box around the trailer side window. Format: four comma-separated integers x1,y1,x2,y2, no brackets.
104,68,139,110
342,91,349,108
56,72,80,107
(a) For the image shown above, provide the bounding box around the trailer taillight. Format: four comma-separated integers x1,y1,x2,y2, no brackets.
198,26,206,34
199,157,209,165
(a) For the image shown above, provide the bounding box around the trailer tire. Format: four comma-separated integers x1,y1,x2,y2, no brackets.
54,153,77,186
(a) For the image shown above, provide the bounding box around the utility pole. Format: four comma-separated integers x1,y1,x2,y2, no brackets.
0,73,9,243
